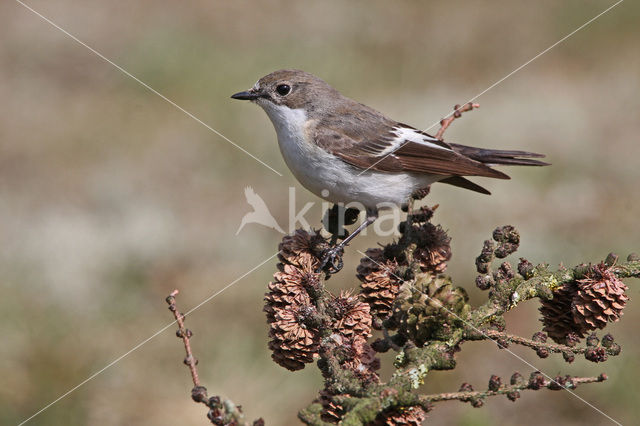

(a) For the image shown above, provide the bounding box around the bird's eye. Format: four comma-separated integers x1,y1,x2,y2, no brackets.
276,84,291,96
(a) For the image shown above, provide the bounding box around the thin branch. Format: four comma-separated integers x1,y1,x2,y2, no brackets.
166,289,200,387
434,102,480,140
166,290,262,426
421,374,606,404
480,330,619,356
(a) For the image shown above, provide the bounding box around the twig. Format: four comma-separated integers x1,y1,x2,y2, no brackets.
165,290,262,426
481,330,619,356
421,373,606,404
434,102,480,141
166,289,200,386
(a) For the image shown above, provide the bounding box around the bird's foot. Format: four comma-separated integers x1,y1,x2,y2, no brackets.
316,245,344,275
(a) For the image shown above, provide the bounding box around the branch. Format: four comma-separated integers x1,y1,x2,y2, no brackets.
166,290,200,386
482,330,590,354
470,259,640,326
471,229,639,328
611,254,640,276
434,102,480,141
421,373,607,405
475,330,622,363
166,290,263,426
269,216,633,424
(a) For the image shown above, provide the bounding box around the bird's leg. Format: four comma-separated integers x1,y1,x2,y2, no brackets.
323,205,360,245
317,209,378,274
404,197,416,242
402,187,429,242
405,196,416,217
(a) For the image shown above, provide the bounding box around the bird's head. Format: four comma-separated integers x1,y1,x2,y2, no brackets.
231,69,339,114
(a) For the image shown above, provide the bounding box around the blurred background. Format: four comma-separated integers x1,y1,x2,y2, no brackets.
1,1,639,424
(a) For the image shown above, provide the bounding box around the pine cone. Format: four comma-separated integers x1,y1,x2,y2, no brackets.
357,206,453,323
320,394,427,425
337,335,380,385
539,281,578,343
268,304,320,371
318,391,347,424
265,230,327,370
393,274,469,346
328,291,372,339
573,263,628,331
264,251,321,321
410,223,452,274
357,248,404,322
540,263,629,344
372,406,428,426
278,229,328,264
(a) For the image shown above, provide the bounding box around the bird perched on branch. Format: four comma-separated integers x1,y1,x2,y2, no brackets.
232,69,548,271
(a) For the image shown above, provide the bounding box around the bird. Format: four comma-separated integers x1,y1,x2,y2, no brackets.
236,186,285,235
231,69,548,271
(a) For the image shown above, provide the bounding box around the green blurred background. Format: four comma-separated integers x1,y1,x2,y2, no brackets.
1,1,639,424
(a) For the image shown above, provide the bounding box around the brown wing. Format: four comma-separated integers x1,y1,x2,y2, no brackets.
313,114,509,179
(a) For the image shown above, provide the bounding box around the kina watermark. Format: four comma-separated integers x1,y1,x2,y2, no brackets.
236,186,403,237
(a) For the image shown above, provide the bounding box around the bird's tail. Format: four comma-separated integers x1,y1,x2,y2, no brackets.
450,143,549,167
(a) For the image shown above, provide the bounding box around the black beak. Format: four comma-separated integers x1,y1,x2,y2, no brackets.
231,90,259,100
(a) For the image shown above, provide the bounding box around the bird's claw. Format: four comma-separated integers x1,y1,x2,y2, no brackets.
316,246,344,275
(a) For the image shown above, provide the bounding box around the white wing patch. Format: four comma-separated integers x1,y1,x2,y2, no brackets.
376,126,451,157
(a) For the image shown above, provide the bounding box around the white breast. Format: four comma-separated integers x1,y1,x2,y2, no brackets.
258,102,438,209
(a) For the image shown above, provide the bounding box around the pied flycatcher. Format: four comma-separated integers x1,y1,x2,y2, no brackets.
232,69,547,270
